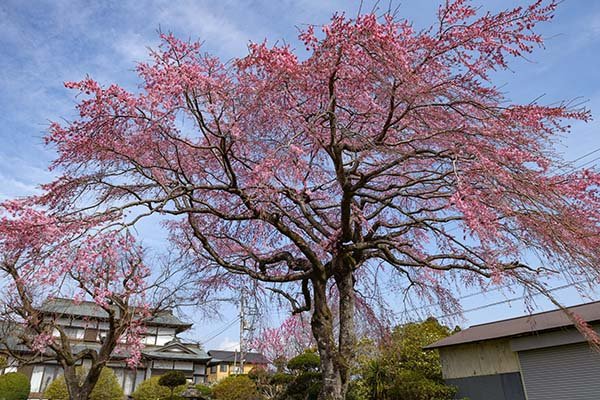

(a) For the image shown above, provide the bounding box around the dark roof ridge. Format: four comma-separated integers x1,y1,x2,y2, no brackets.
42,297,175,313
207,349,269,364
38,297,192,331
425,299,600,349
466,299,600,329
208,349,265,354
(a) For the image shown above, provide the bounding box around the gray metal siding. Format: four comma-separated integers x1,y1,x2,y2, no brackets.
519,342,600,400
445,372,525,400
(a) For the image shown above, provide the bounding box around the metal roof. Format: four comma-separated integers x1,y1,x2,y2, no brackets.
39,298,192,330
207,350,268,365
425,300,600,349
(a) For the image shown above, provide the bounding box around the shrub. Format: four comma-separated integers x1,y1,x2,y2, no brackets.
159,371,188,400
346,379,369,400
354,318,458,400
286,350,320,372
44,368,123,400
212,375,261,400
44,376,69,400
0,372,30,400
270,372,293,386
131,376,186,400
282,371,321,400
247,366,268,383
388,370,457,400
247,367,286,399
281,350,321,400
194,383,213,398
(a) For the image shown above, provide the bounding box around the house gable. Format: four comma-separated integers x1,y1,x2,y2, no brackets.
154,342,196,355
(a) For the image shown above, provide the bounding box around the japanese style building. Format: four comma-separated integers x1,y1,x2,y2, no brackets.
0,298,211,397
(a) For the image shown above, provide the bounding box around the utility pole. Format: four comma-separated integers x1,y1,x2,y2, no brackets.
239,293,245,374
237,284,260,375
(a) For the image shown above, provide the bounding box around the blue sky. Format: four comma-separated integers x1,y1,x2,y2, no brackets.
1,0,600,349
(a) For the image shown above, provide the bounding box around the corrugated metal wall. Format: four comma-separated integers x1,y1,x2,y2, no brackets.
519,342,600,400
446,372,525,400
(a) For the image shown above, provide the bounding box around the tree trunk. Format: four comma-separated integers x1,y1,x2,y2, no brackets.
63,365,86,400
311,277,342,400
63,362,103,400
335,269,356,399
311,259,357,400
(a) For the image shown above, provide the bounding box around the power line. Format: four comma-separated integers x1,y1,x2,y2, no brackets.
435,280,589,320
553,146,600,176
201,317,241,346
402,147,600,314
568,154,600,171
561,146,600,167
237,148,600,333
401,283,512,315
201,316,240,339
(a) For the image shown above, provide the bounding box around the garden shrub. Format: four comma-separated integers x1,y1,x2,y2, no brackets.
44,368,123,400
0,372,30,400
212,375,261,400
131,376,186,400
159,371,187,400
194,383,213,398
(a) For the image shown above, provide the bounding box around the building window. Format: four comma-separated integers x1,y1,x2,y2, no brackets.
153,360,174,370
122,369,136,395
143,334,157,345
31,365,61,393
210,365,217,374
58,327,84,340
84,328,98,342
220,364,228,373
174,361,194,371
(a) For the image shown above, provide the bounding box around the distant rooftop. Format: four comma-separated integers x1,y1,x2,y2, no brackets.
208,350,268,365
40,298,192,330
426,300,600,349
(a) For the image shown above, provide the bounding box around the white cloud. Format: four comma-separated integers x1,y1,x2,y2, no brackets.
0,176,39,201
113,32,156,65
0,154,54,199
155,0,255,57
591,13,600,36
216,337,240,351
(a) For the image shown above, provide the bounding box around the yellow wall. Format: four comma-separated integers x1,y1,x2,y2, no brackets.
438,339,520,379
207,362,260,383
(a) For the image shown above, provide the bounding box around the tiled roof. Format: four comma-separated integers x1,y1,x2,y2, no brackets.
143,341,210,361
425,300,600,349
143,350,210,361
0,322,28,352
39,298,191,329
1,332,210,362
207,350,268,365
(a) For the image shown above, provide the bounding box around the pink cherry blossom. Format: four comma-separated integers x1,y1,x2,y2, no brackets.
22,2,600,398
